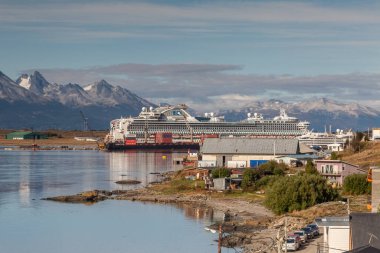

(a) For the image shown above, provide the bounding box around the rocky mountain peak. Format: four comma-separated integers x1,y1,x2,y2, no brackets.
16,71,51,95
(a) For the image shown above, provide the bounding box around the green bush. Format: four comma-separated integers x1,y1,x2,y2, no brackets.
241,169,262,190
264,174,338,214
256,175,280,189
211,168,231,178
258,160,288,174
305,159,318,174
343,174,371,195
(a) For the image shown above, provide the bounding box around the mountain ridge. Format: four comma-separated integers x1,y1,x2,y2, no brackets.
0,70,379,130
0,70,155,129
219,98,380,131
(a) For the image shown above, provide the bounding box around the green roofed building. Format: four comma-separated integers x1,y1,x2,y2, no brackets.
6,131,48,140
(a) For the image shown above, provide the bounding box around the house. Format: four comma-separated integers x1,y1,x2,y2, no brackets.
275,154,322,166
372,128,380,141
316,213,380,253
200,138,299,168
5,131,48,140
211,177,242,190
327,143,344,152
350,213,380,249
315,160,365,186
315,216,350,253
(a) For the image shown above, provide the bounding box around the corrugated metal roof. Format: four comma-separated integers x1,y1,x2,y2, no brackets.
281,154,322,159
6,131,33,137
315,216,350,227
201,138,299,155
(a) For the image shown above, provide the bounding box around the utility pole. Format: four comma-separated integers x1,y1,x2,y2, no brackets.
218,224,222,253
284,217,287,253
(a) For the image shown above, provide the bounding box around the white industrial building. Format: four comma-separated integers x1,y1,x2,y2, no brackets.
200,138,299,168
315,217,350,253
373,128,380,141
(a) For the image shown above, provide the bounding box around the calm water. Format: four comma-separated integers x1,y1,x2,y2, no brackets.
0,150,226,253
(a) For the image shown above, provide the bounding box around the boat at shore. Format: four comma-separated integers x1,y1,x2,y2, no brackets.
105,104,310,151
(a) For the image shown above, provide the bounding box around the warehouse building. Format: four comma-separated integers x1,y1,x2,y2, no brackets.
200,138,299,168
6,131,48,140
373,128,380,141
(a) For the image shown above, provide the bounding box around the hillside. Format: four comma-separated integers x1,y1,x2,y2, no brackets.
339,142,380,169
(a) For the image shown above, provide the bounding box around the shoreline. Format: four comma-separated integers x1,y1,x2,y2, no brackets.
43,170,353,252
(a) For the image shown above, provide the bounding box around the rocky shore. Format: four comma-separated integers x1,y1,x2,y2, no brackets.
43,181,348,252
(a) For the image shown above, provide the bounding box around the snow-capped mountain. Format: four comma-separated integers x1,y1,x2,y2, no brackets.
0,70,156,129
1,69,380,130
219,98,380,131
0,71,42,103
16,71,51,95
83,80,152,107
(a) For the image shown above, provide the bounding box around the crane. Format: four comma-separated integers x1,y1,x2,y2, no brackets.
80,110,89,131
79,110,104,150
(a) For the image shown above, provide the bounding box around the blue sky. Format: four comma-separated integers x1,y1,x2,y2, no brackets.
1,0,380,110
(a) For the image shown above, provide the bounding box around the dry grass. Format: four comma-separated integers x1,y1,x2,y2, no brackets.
338,142,380,169
0,129,107,147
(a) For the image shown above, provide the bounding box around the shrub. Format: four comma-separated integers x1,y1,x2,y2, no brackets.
305,159,318,174
211,168,231,178
241,168,262,190
343,174,371,195
258,160,288,175
264,174,338,214
330,152,339,160
256,175,280,189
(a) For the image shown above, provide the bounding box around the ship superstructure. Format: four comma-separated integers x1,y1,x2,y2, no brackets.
107,104,310,144
297,129,353,148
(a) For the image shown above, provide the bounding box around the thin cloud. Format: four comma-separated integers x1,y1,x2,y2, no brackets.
1,1,380,41
22,63,380,111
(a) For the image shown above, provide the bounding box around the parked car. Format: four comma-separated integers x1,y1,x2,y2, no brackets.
307,224,320,236
301,227,314,239
288,234,302,246
282,237,300,251
293,230,308,243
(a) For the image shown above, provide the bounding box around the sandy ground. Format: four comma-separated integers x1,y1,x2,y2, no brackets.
0,138,99,147
0,130,107,148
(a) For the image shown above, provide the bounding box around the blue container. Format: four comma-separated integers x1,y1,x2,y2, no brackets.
249,160,269,168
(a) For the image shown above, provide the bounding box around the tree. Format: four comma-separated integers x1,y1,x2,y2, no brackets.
211,168,231,178
305,159,318,174
330,152,339,160
343,174,371,195
241,168,262,190
258,160,288,175
351,131,365,153
264,174,338,214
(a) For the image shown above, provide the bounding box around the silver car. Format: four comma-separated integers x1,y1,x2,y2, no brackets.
293,230,308,243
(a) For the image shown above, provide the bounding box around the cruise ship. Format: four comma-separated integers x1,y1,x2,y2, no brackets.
106,104,310,144
297,129,353,148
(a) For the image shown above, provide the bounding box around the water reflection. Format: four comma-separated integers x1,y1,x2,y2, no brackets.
0,150,223,253
109,151,187,189
177,203,225,223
